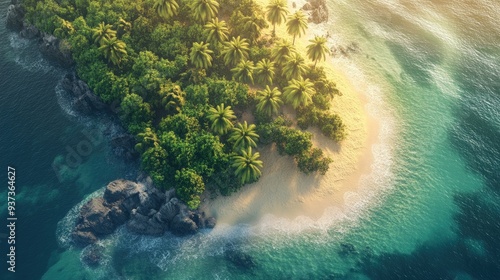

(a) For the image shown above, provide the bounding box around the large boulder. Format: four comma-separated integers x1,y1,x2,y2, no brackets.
170,213,198,236
76,197,115,235
72,230,98,245
61,73,107,115
154,198,179,223
39,33,74,67
19,22,40,39
127,209,167,236
6,4,24,31
110,134,139,162
103,179,142,204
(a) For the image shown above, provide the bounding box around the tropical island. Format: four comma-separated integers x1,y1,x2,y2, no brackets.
8,0,371,241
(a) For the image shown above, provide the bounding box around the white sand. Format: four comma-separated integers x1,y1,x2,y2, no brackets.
205,0,380,225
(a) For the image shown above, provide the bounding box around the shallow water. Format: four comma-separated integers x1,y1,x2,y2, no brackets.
1,0,500,279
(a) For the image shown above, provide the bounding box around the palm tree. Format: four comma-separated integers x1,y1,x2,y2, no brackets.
286,11,307,45
222,36,250,66
256,85,283,117
191,0,219,23
242,15,267,43
207,103,236,135
190,41,213,69
153,0,179,19
229,121,259,150
266,0,289,35
231,60,255,84
254,58,276,85
283,78,315,109
232,147,263,184
307,36,329,68
271,40,295,65
282,53,307,80
135,127,159,152
98,37,127,65
92,22,116,45
204,18,229,46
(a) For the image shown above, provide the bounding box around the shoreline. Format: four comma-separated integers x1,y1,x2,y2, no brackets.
207,0,381,225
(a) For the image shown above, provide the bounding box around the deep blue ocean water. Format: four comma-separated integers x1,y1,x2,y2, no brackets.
1,0,500,279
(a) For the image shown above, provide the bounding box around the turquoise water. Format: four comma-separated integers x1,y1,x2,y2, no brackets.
2,0,500,279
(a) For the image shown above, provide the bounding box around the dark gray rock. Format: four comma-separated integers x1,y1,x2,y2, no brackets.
39,33,74,67
204,217,217,229
77,197,115,235
170,213,198,236
127,209,166,236
154,198,179,223
81,244,104,267
108,205,128,225
19,22,40,39
72,179,216,245
6,4,24,31
103,179,141,204
110,134,139,161
165,188,176,201
72,230,98,245
61,73,107,115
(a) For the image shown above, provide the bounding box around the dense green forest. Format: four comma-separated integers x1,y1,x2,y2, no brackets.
23,0,346,209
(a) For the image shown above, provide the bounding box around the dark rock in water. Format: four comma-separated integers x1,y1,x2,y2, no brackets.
72,179,216,245
72,229,98,245
19,22,40,39
81,244,105,267
39,33,74,67
127,209,166,236
225,249,256,270
108,205,128,225
61,73,107,115
103,179,141,204
339,242,357,257
170,213,198,236
155,198,180,223
77,197,115,235
110,134,139,161
204,217,217,229
6,4,24,31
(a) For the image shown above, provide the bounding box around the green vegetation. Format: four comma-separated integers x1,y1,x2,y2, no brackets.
286,10,308,45
23,0,346,209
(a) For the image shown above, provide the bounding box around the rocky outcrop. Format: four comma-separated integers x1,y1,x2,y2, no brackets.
81,244,105,267
302,0,328,24
72,179,216,246
39,33,75,67
61,73,108,115
110,134,139,162
19,22,39,39
6,4,24,31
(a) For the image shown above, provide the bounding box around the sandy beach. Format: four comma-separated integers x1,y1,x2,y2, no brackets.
207,0,380,225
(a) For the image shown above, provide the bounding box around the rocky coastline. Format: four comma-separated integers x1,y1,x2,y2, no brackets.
73,179,216,246
301,0,329,24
